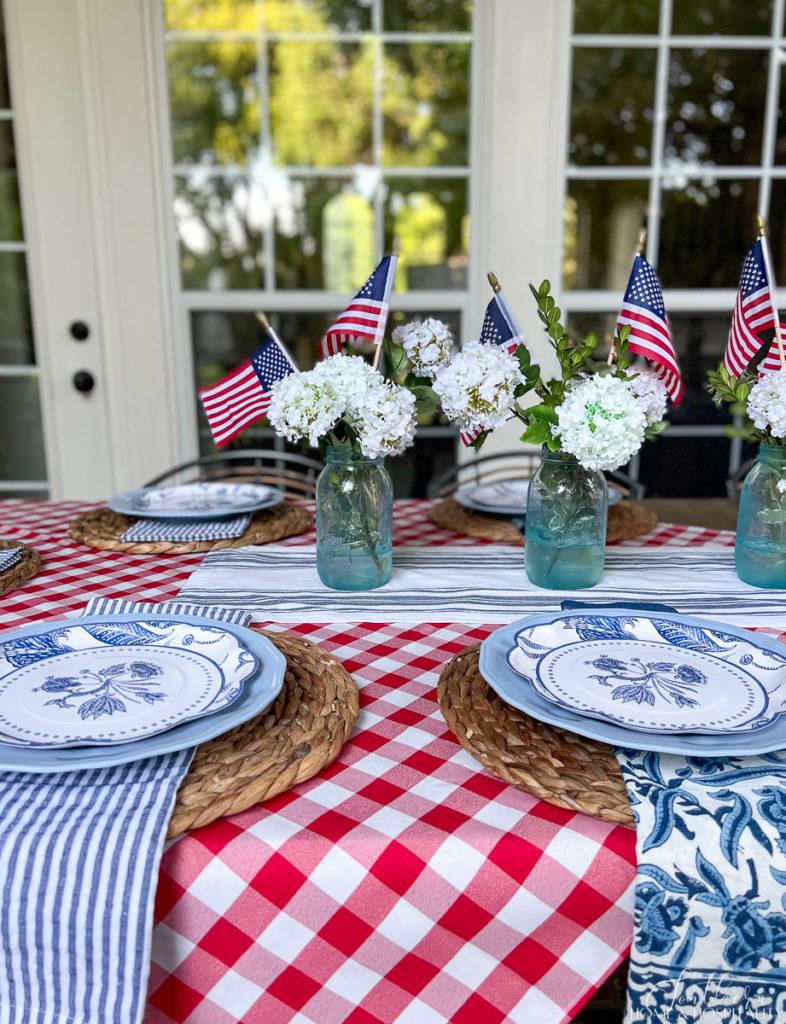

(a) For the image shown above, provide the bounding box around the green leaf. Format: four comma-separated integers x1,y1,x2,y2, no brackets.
383,340,408,377
538,279,551,298
520,420,552,446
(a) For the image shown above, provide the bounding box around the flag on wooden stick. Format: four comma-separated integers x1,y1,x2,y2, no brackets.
321,256,397,359
617,254,683,403
199,319,296,447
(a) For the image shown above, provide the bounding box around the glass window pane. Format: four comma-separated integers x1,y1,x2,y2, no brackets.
563,179,649,290
773,77,786,164
383,0,471,32
175,173,266,289
0,254,34,364
274,176,374,290
762,179,786,282
383,177,468,290
167,41,259,168
0,122,22,241
569,48,656,166
0,376,46,481
573,1,659,34
659,178,758,287
383,43,470,168
672,0,773,35
263,0,372,32
269,41,373,166
164,0,258,32
665,49,768,167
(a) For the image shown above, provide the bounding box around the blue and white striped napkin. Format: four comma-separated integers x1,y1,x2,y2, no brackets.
120,514,251,544
0,545,23,573
0,597,252,1024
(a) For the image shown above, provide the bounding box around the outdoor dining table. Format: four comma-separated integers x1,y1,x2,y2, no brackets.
0,497,746,1024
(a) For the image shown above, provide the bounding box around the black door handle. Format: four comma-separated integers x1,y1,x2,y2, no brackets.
72,370,95,393
69,321,90,341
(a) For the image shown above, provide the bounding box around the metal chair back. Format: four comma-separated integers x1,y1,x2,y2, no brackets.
144,450,324,500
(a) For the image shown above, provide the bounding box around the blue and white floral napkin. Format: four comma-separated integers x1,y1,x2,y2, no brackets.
617,749,786,1023
120,513,251,544
0,545,23,573
0,597,252,1024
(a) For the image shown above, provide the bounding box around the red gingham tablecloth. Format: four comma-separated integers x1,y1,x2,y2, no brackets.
0,500,738,1023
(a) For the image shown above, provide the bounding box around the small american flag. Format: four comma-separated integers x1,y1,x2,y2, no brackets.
724,240,776,377
321,255,397,359
460,291,526,447
617,254,683,404
199,325,296,447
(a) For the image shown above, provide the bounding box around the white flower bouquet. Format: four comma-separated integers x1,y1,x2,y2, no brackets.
268,354,417,458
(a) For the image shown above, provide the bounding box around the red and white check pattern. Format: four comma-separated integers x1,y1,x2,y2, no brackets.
0,499,737,1023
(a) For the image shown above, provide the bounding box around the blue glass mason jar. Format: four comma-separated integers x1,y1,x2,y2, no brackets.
735,443,786,589
525,447,608,589
316,445,393,591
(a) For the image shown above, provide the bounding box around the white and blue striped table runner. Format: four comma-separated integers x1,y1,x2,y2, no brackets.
177,544,782,626
0,598,252,1024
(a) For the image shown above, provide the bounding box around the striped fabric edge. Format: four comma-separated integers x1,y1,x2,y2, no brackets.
0,546,23,573
82,597,252,625
0,750,193,1024
119,513,252,544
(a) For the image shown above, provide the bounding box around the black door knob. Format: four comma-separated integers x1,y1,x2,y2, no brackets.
73,370,95,393
69,321,90,341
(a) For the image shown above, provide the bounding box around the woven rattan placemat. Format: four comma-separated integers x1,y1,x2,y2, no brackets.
429,497,657,546
169,629,358,838
69,504,314,555
0,539,41,597
438,642,632,826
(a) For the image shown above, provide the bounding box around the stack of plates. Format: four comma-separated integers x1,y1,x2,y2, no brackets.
480,606,786,755
108,481,284,519
454,478,624,518
0,613,286,771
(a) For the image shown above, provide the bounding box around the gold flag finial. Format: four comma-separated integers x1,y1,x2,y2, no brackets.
487,271,501,294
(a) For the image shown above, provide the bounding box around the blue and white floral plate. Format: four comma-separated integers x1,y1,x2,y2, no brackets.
480,608,786,756
0,614,286,771
0,617,260,747
507,610,786,734
108,482,284,520
454,478,624,517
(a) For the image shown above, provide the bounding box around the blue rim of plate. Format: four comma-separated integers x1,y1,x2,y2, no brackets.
454,479,623,517
505,616,775,735
0,617,260,747
0,614,286,772
479,608,786,756
107,483,285,520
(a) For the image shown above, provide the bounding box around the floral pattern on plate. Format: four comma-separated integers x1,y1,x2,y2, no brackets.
507,612,786,734
0,618,258,746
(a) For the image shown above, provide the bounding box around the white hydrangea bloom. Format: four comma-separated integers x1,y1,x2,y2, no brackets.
432,341,524,435
747,370,786,439
268,373,344,447
351,382,417,459
626,367,668,427
553,373,648,472
268,354,417,457
392,318,454,378
778,479,786,495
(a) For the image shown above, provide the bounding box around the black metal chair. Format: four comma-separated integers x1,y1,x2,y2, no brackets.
144,450,324,500
427,450,646,501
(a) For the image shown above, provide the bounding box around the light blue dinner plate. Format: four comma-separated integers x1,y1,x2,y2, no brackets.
0,614,286,772
480,608,786,755
107,482,284,520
